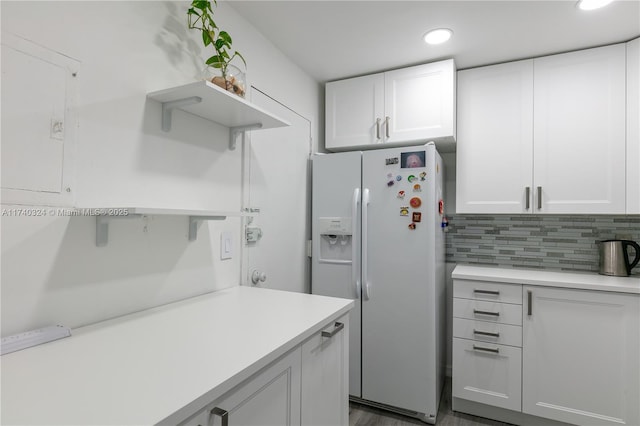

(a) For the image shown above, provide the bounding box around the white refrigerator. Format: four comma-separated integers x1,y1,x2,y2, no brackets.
311,143,446,424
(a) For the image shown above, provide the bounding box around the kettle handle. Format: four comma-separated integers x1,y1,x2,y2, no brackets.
622,240,640,273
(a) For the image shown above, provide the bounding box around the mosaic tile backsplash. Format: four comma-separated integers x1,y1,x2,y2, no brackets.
445,215,640,273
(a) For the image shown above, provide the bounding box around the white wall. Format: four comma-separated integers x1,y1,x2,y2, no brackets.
0,1,320,335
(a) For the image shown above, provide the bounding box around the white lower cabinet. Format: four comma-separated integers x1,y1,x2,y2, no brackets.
452,267,640,426
179,348,302,426
301,320,349,426
522,287,640,426
177,315,349,426
452,339,522,412
452,280,523,413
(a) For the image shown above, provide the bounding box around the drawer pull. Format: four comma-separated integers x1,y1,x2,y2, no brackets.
473,345,500,354
321,322,344,338
210,407,229,426
473,289,500,296
473,329,500,338
473,309,500,317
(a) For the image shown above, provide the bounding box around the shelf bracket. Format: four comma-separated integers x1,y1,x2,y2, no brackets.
188,215,227,241
229,124,263,150
161,96,202,132
96,214,142,247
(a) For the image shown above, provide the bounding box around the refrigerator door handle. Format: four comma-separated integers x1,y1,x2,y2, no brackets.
362,188,371,301
352,188,361,298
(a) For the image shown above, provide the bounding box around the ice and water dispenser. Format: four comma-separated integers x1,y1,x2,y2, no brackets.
318,217,353,263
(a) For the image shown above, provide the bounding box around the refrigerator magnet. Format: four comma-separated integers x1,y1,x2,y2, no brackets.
420,172,427,181
400,207,409,216
387,180,395,187
396,175,402,181
397,190,405,199
413,184,421,192
439,199,444,215
407,175,417,183
412,212,422,222
408,222,417,230
410,197,422,208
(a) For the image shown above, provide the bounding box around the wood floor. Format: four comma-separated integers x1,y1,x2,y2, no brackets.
349,379,513,426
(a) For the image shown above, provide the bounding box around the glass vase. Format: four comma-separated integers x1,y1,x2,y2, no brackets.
202,64,246,98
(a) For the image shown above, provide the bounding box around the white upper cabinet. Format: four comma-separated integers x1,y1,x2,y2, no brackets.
456,59,534,214
325,60,456,152
383,60,456,146
533,44,626,214
325,73,385,150
627,37,640,214
456,43,627,214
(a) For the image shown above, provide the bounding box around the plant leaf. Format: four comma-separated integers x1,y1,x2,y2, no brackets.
215,38,230,50
206,55,223,67
192,0,208,11
218,31,232,44
202,31,212,47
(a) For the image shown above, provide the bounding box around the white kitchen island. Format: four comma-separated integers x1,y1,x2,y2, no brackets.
1,286,353,425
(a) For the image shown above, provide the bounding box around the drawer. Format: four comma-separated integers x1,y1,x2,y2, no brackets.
453,298,522,326
453,318,522,348
453,338,522,412
453,280,522,305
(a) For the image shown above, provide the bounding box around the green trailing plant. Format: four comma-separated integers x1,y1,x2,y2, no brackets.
187,0,246,95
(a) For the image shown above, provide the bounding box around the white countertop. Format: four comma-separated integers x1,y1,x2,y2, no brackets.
0,286,354,425
452,264,640,294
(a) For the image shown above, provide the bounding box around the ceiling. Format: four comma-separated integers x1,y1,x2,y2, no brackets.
228,0,640,83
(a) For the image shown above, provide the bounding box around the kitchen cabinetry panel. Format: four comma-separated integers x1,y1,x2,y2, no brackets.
384,60,456,145
453,318,522,348
453,298,523,326
522,286,640,426
453,338,522,412
453,279,523,305
179,347,302,426
301,318,349,426
533,44,626,214
325,73,384,150
325,60,455,151
456,43,627,214
453,266,640,426
627,37,640,214
456,59,534,214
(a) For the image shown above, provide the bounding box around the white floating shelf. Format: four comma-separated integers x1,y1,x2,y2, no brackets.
147,81,291,149
90,207,249,247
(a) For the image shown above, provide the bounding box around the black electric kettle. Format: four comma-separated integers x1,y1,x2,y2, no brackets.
598,239,640,277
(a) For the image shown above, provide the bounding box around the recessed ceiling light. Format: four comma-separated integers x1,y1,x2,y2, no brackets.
423,28,453,45
577,0,613,10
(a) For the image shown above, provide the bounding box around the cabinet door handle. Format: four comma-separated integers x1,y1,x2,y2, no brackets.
527,290,533,316
473,309,500,317
210,407,229,426
473,289,500,296
376,118,381,140
525,186,531,210
537,186,542,209
473,345,500,354
321,322,344,338
385,116,390,138
473,329,500,338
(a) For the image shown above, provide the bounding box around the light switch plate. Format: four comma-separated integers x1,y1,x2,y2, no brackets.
220,231,232,260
